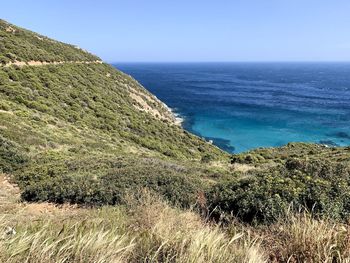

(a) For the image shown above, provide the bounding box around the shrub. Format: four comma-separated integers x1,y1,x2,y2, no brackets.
207,161,350,224
285,158,305,170
201,154,215,163
0,135,28,173
21,172,202,207
0,55,10,65
18,156,204,208
230,153,258,164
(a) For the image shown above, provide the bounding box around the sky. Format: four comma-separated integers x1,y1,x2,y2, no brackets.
1,0,350,62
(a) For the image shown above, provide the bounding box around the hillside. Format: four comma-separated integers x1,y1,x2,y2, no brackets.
1,19,350,262
1,18,350,216
0,19,99,63
0,19,232,207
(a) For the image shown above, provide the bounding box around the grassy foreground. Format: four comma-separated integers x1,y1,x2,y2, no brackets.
2,176,350,263
1,179,264,263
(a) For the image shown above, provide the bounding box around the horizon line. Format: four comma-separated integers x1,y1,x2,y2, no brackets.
108,60,350,64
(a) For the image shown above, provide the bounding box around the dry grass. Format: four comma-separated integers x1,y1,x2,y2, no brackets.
124,190,266,262
0,216,135,263
262,212,350,262
3,176,350,262
0,188,266,263
232,163,255,173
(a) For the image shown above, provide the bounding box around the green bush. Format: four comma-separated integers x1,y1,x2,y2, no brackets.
21,172,202,207
0,55,9,65
207,161,350,223
17,155,204,207
0,20,100,63
230,153,258,164
201,154,215,163
0,135,28,173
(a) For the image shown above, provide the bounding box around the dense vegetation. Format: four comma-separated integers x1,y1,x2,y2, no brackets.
210,146,350,223
2,183,350,263
17,156,204,207
0,19,99,64
1,19,350,262
0,19,228,210
0,63,224,159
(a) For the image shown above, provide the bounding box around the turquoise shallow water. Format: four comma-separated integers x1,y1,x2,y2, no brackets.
115,63,350,153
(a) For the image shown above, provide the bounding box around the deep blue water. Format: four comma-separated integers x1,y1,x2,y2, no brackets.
114,63,350,153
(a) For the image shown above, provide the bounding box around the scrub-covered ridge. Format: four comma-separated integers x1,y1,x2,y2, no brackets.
0,19,228,206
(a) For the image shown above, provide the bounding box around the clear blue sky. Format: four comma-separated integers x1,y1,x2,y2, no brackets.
2,0,350,62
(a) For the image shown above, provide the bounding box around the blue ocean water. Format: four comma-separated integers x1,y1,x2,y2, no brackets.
114,63,350,153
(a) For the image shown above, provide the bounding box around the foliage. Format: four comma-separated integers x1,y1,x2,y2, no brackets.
0,62,225,161
0,135,27,173
18,156,203,207
0,19,99,63
207,159,350,223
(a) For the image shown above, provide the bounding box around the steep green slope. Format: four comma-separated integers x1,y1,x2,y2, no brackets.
0,19,99,63
0,20,229,206
0,63,224,160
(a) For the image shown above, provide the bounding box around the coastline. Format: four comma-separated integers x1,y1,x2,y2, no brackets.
173,112,184,126
162,102,184,126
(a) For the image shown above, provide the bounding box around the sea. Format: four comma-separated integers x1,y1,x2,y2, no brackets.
114,63,350,153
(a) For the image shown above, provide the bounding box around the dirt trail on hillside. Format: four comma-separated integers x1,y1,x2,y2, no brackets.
0,174,20,207
0,58,180,125
1,60,103,68
0,174,80,218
